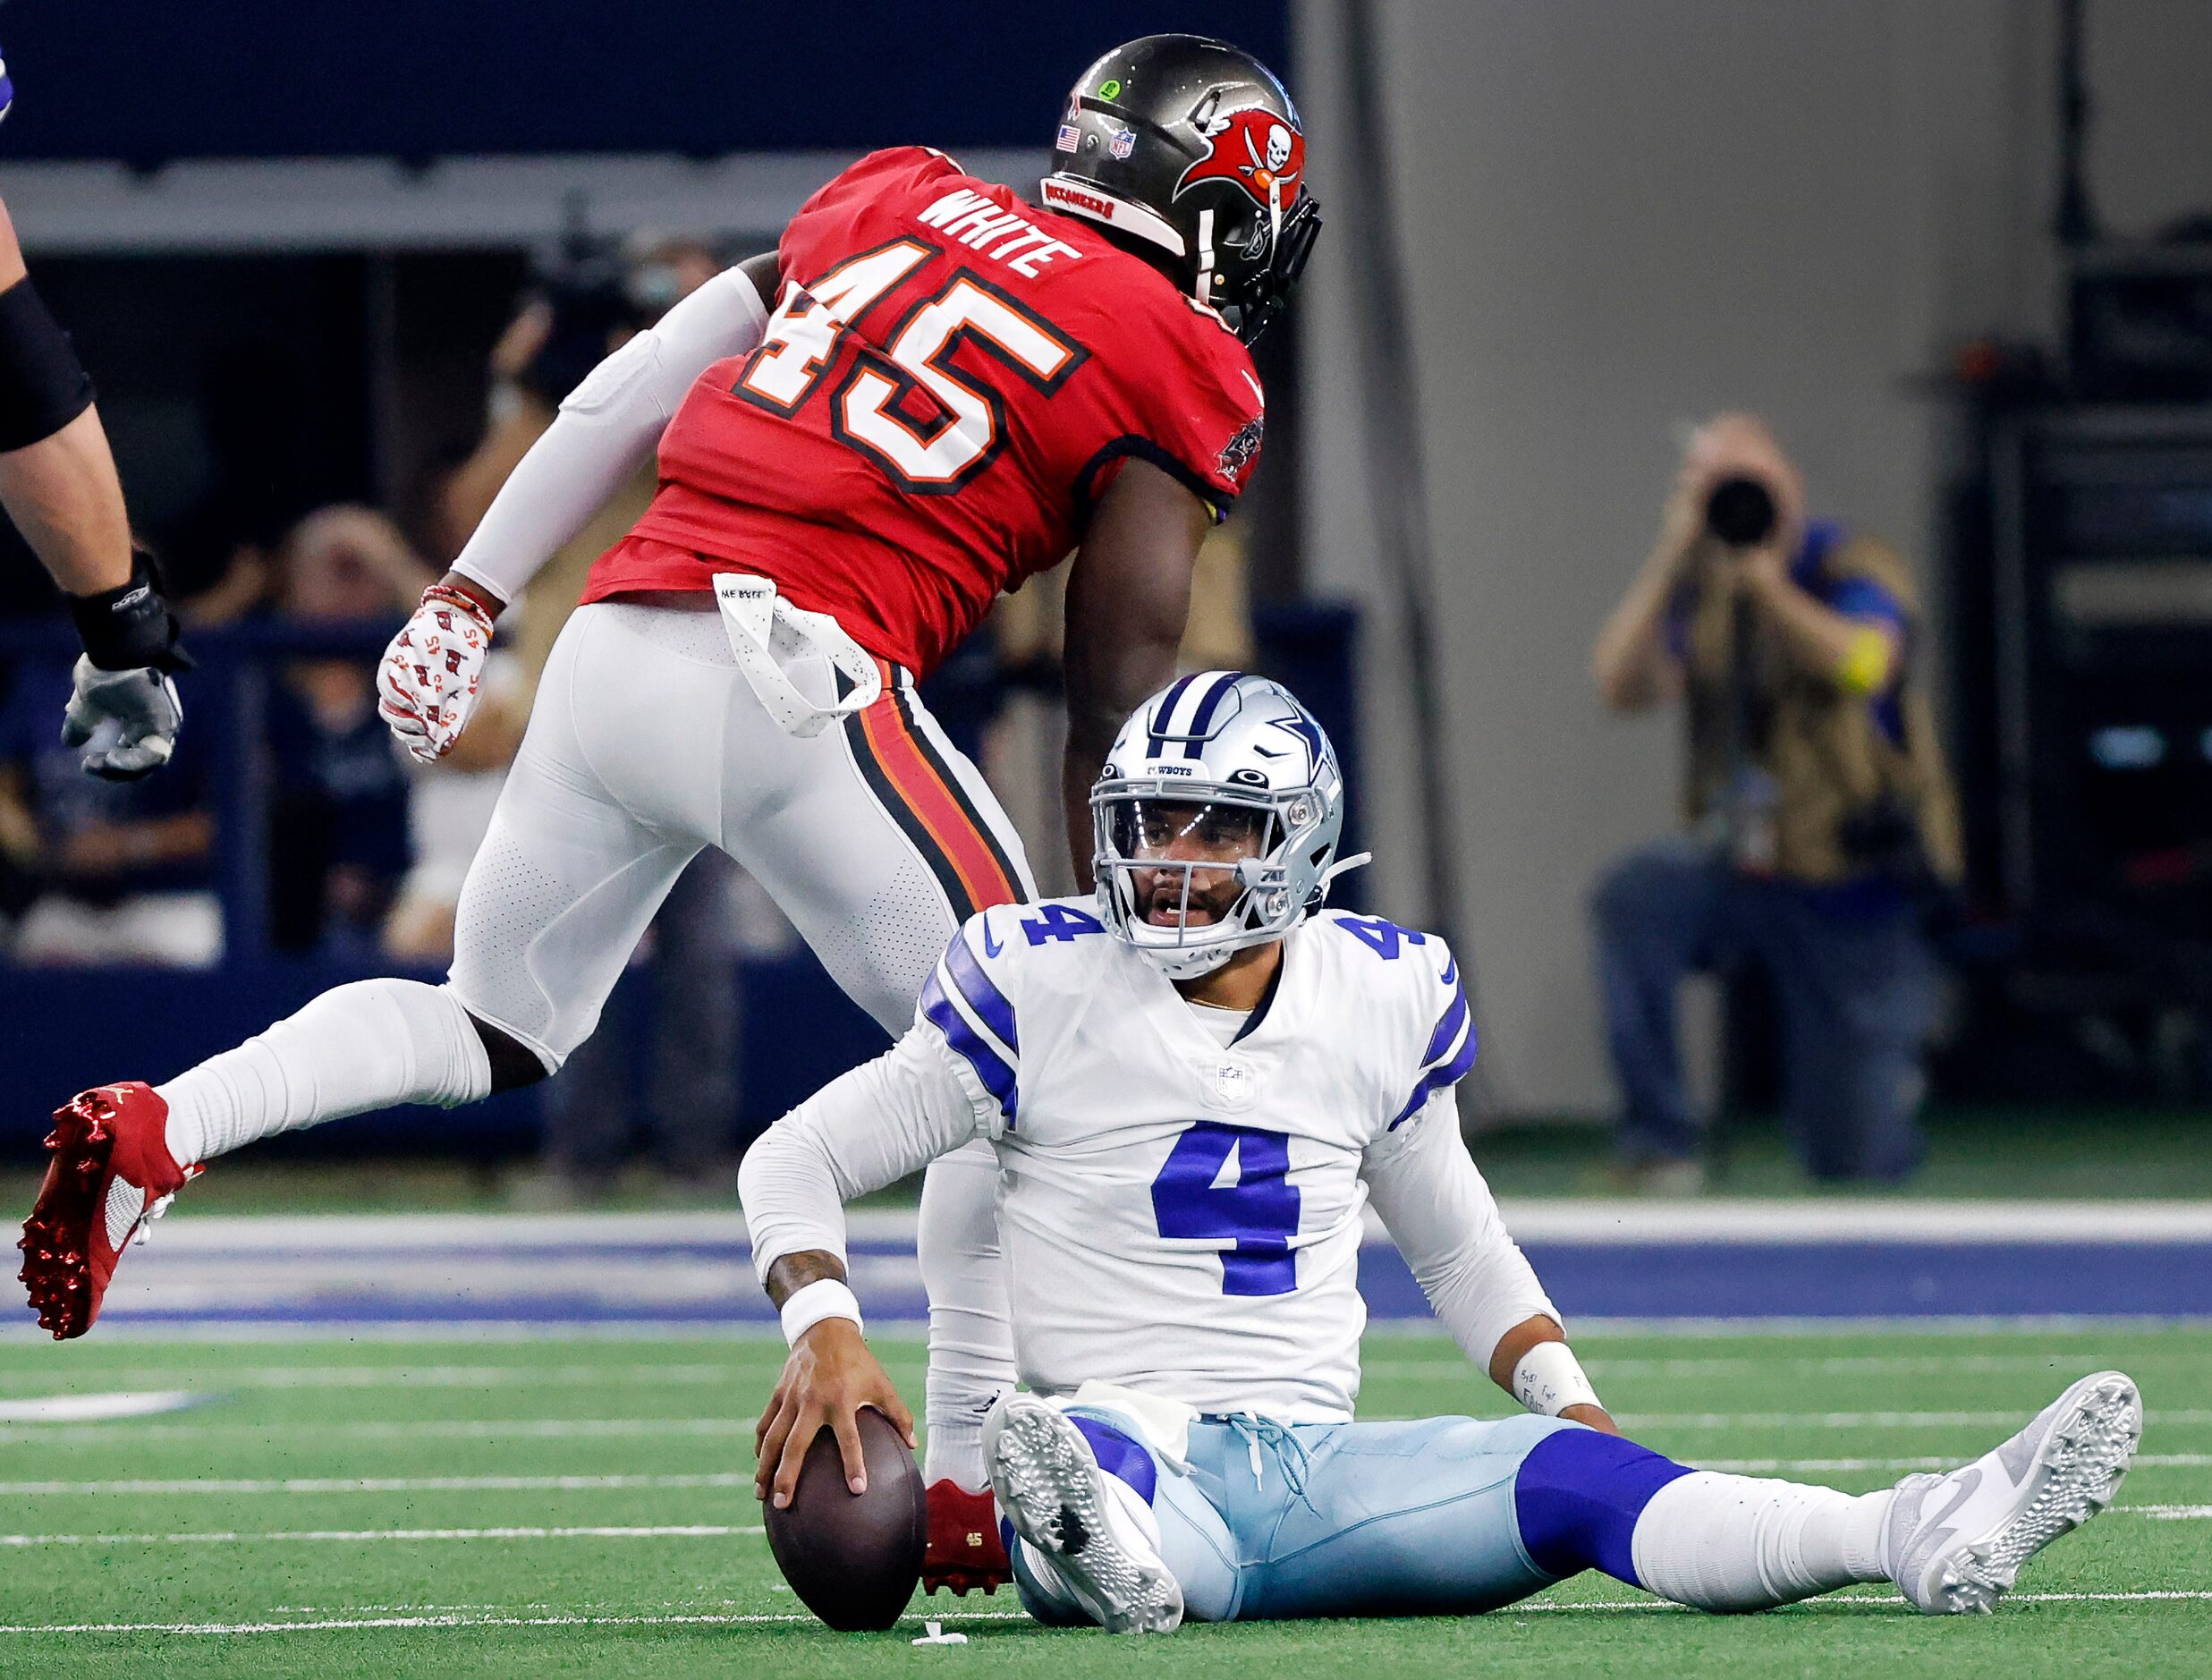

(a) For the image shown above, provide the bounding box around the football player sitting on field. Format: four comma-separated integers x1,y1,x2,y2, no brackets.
21,32,1315,1592
741,672,2140,1631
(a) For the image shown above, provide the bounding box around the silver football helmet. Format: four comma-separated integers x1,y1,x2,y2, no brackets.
1091,671,1361,979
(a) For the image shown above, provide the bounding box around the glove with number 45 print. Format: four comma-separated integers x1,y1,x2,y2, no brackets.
377,584,495,764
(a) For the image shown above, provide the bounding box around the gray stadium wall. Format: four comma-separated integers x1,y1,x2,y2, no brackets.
1293,0,2212,1116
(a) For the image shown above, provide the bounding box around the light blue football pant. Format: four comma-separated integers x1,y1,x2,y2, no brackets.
1012,1407,1577,1624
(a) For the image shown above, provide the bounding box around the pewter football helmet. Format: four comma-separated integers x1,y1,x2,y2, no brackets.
1091,671,1354,979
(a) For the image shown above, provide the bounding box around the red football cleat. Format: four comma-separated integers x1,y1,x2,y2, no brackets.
18,1083,198,1340
922,1480,1011,1595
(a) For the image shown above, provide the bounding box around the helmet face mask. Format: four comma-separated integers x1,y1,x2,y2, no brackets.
1090,673,1350,980
1098,793,1279,973
1040,33,1319,345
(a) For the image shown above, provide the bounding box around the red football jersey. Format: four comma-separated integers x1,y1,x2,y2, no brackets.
583,147,1265,678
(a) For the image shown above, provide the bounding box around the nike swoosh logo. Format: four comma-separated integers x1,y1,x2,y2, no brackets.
1921,1467,1982,1540
979,919,1003,958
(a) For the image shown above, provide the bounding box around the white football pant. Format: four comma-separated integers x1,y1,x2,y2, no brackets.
163,597,1031,1489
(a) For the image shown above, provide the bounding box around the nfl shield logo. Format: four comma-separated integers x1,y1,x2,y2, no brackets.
1055,123,1081,154
1206,1059,1258,1112
1109,126,1136,160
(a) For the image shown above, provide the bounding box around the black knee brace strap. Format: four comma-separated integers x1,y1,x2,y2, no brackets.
0,276,95,453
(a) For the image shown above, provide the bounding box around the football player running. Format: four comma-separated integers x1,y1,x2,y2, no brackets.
17,34,1314,1589
742,674,2141,1631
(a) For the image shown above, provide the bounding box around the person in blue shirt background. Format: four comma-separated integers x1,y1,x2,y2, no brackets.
1589,414,1963,1189
0,657,217,963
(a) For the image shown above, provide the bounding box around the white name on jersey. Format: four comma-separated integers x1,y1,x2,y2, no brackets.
916,188,1084,276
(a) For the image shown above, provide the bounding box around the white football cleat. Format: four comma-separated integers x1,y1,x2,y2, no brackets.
984,1395,1183,1634
1886,1370,2141,1615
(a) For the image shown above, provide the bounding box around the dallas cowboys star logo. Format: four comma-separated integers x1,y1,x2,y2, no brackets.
1266,712,1327,780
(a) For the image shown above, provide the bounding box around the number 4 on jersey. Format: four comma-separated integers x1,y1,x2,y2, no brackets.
1021,903,1102,945
1337,915,1428,961
1151,1122,1301,1296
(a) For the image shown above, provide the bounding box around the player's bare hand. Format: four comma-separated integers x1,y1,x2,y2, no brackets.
377,583,495,764
754,1319,915,1509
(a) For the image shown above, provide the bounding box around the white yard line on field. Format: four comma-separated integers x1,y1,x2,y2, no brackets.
0,1609,1031,1635
7,1313,2204,1343
1615,1408,2212,1430
0,1392,202,1422
0,1416,758,1445
0,1408,2205,1448
0,1525,763,1546
5,1591,2212,1636
1364,1352,2208,1381
3,1506,2203,1549
0,1363,750,1391
0,1472,757,1496
1696,1452,2212,1472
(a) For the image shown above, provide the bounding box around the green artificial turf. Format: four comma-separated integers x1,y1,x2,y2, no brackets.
0,1324,2201,1676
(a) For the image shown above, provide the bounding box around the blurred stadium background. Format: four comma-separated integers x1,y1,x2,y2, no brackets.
0,0,2208,1642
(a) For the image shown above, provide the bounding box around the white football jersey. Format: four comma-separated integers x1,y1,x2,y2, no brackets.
914,895,1482,1421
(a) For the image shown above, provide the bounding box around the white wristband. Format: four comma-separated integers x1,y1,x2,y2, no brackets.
1513,1341,1601,1418
780,1277,863,1347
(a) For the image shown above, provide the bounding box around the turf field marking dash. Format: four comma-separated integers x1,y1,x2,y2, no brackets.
0,1524,765,1547
0,1472,755,1497
6,1593,2212,1636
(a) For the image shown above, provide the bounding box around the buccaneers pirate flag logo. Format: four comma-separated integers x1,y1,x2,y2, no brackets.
1174,91,1304,209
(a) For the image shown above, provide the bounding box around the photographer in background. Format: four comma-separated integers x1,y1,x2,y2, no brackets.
1589,414,1962,1188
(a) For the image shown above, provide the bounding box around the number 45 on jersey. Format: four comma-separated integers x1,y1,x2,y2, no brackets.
737,242,1086,494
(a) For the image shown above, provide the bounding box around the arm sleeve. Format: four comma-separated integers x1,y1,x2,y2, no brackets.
449,263,770,604
1362,1091,1559,1376
738,1025,994,1287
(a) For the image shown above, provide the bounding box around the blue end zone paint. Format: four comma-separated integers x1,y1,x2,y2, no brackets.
1360,1242,2212,1320
54,1218,2212,1331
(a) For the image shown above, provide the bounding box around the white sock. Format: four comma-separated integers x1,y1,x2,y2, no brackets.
1630,1472,1895,1611
158,980,494,1166
917,1142,1017,1489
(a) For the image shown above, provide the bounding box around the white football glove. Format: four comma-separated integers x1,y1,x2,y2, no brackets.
377,584,495,765
61,657,183,781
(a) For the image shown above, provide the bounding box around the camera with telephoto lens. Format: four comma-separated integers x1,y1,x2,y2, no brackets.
517,231,661,408
1705,476,1777,547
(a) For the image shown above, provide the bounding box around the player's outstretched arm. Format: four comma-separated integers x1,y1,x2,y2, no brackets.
0,195,126,598
1061,457,1208,887
739,1024,995,1505
0,197,190,779
379,253,781,761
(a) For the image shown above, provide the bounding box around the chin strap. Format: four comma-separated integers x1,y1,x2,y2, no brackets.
1318,852,1373,890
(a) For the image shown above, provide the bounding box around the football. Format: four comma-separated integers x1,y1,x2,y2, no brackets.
763,1407,928,1632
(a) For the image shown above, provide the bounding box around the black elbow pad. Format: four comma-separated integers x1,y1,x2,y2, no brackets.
0,276,95,452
